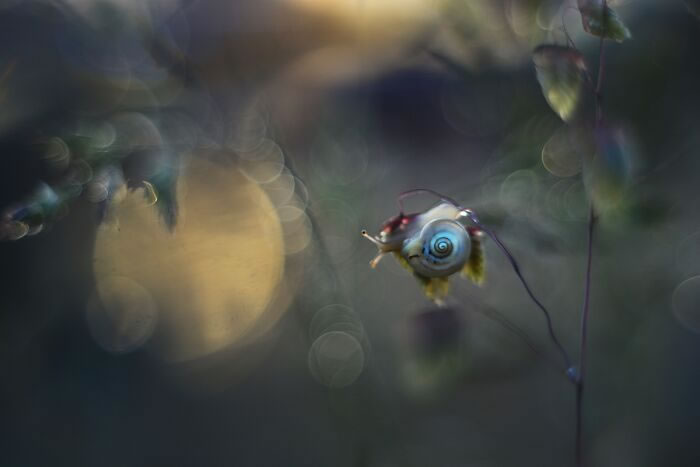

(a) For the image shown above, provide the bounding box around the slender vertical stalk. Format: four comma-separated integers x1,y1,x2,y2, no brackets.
576,2,608,465
594,6,607,126
575,206,596,466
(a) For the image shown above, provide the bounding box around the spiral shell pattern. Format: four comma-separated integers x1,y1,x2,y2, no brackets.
402,219,471,278
430,235,453,258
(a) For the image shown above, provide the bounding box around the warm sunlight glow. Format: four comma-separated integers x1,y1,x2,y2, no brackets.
93,157,285,361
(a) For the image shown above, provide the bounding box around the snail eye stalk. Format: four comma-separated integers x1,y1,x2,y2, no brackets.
361,230,384,248
369,252,387,268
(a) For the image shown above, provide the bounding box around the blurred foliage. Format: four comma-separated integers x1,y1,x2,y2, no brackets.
1,1,700,467
578,0,632,42
533,45,588,122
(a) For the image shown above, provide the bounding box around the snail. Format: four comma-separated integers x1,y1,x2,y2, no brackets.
361,190,485,304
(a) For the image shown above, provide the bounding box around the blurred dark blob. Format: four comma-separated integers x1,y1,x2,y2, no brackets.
409,307,463,357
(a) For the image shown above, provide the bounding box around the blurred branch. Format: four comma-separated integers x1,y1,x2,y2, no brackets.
576,1,609,466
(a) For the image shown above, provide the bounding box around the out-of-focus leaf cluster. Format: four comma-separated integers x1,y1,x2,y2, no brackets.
0,121,179,241
578,0,632,42
531,1,634,216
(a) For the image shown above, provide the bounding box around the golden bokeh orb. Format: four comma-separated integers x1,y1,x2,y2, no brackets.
92,157,285,361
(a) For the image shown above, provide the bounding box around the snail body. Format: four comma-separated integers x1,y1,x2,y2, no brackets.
362,200,485,303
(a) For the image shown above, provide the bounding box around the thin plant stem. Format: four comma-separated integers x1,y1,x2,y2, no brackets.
477,224,572,371
576,1,608,465
594,12,607,125
576,205,597,466
456,291,564,373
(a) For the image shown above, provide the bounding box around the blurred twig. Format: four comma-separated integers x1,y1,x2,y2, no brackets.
576,2,609,466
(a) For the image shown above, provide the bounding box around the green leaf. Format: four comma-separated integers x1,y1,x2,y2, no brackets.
578,1,631,42
462,230,485,285
147,163,179,231
533,45,588,122
417,276,450,303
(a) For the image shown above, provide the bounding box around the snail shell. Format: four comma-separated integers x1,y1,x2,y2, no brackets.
401,218,471,278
